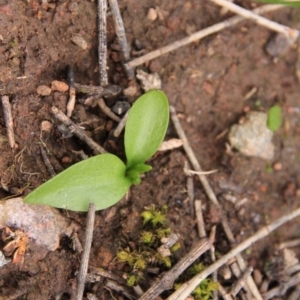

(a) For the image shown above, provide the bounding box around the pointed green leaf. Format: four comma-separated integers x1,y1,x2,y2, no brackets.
255,0,300,6
24,153,132,211
125,90,169,168
267,105,282,131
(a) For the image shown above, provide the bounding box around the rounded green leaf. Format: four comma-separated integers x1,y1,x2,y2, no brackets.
125,90,169,168
267,105,282,132
24,153,132,211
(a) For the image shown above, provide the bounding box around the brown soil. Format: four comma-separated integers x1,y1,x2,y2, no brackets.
1,1,300,299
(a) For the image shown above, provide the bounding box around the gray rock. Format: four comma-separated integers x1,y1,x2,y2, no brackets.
0,198,69,251
229,111,274,160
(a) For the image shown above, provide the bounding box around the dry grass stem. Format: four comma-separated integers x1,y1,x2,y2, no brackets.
67,86,76,117
98,98,121,122
76,203,96,300
105,279,136,300
74,83,121,97
139,239,211,300
51,106,106,154
108,0,134,79
113,109,129,137
97,0,108,86
167,206,300,300
230,266,253,297
1,95,15,148
170,105,262,300
40,146,56,177
210,0,299,39
125,4,286,70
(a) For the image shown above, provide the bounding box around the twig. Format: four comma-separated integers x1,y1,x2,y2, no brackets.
278,238,300,250
139,238,210,300
288,284,300,300
170,105,262,300
184,161,195,215
76,203,96,300
124,4,287,70
105,279,136,300
209,226,218,300
108,0,134,79
67,67,76,117
113,109,129,137
230,267,253,297
51,106,106,154
264,272,300,299
88,266,126,283
195,200,206,239
167,206,300,300
74,83,121,96
210,0,299,40
218,284,233,300
97,0,108,86
98,98,121,122
40,146,56,177
1,95,15,148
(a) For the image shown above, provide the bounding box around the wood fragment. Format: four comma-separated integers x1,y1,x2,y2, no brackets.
218,284,233,300
108,0,134,79
74,83,121,96
76,203,95,300
230,267,253,297
195,200,206,239
287,284,300,300
139,239,210,300
278,238,300,250
98,98,121,122
51,106,106,154
40,146,56,177
186,162,194,216
124,5,288,70
170,105,262,300
97,0,108,86
167,206,300,300
1,95,15,148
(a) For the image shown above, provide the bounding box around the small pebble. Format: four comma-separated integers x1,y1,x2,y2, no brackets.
273,162,282,171
147,8,157,21
266,33,294,57
51,80,69,92
61,156,71,164
111,101,130,115
71,35,87,50
40,120,53,132
37,85,52,96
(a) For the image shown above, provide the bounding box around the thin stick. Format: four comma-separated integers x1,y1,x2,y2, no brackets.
113,109,129,137
124,4,286,70
139,239,210,300
278,238,300,250
40,146,56,177
1,95,15,148
98,0,108,86
210,0,299,39
76,203,96,300
105,279,136,300
218,284,233,300
167,207,300,300
230,267,253,297
98,98,121,122
108,0,134,79
170,105,262,300
51,106,106,154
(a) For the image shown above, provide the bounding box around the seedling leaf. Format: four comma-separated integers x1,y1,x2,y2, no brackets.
255,0,300,7
24,153,131,211
125,90,169,169
267,105,282,131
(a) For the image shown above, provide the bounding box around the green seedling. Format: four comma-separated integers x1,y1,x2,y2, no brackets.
267,105,282,132
24,90,169,211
